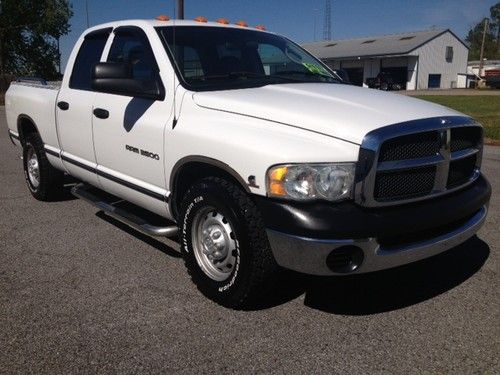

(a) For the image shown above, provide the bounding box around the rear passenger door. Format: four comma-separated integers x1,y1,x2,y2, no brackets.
92,26,173,216
57,28,111,185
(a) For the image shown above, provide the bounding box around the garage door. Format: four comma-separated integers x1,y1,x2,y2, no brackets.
343,67,364,86
381,67,407,88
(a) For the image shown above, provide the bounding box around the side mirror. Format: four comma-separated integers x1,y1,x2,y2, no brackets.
91,62,165,101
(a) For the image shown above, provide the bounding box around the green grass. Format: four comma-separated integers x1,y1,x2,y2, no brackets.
415,96,500,140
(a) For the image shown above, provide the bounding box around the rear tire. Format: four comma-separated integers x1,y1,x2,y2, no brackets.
22,133,64,201
179,177,278,309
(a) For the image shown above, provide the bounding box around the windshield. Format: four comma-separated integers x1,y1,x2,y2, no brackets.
157,26,340,90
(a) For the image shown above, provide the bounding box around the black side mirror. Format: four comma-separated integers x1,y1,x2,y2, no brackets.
91,62,165,101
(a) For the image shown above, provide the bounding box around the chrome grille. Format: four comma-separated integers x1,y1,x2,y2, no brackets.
355,117,483,207
374,166,436,201
447,154,477,189
378,131,440,161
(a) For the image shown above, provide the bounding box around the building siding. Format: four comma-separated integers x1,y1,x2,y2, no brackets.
413,32,469,89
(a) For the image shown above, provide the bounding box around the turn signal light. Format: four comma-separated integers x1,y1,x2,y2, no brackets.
268,166,288,196
235,20,248,27
156,15,170,21
255,25,266,31
194,16,208,23
216,18,230,25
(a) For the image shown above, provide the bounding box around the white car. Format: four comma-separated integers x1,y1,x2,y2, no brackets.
5,18,491,308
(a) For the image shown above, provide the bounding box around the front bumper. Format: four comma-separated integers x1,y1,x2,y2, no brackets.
256,175,491,276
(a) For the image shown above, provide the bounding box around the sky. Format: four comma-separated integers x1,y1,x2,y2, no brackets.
59,0,498,70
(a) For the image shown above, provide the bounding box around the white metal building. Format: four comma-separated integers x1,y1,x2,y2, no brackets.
302,29,469,90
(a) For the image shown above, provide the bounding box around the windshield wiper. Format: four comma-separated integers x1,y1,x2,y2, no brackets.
273,70,340,82
188,71,298,82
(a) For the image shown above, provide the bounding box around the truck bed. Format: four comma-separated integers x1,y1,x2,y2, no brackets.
5,81,61,149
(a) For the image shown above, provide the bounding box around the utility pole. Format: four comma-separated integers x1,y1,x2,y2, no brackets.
323,0,331,41
313,8,318,41
177,0,184,19
478,17,488,81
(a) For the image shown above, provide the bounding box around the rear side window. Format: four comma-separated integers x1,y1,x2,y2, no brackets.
70,29,110,90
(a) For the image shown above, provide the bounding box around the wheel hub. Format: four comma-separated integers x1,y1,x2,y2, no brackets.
192,207,237,281
26,147,40,188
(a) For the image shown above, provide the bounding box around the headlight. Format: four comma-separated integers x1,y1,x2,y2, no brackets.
267,163,356,201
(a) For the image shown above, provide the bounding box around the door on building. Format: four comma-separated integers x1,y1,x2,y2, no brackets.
428,74,441,88
343,67,364,86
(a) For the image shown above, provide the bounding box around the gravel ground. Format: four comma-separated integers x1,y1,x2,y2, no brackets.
0,107,498,374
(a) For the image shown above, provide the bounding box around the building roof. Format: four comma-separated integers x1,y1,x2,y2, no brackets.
302,29,468,60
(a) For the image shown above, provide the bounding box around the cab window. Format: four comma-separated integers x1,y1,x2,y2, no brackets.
107,30,159,81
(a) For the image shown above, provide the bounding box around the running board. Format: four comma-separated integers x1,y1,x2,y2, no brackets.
71,183,179,238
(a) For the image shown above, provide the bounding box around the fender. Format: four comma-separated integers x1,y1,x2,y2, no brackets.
169,155,251,217
17,114,41,146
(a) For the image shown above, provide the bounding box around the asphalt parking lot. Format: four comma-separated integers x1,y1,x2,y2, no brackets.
1,106,498,374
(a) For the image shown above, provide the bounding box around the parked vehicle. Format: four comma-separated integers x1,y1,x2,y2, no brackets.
366,72,402,90
484,68,500,89
5,19,490,308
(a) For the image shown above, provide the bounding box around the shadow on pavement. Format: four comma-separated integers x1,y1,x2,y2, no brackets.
250,236,490,314
302,236,490,315
49,175,79,202
88,209,490,314
95,211,182,259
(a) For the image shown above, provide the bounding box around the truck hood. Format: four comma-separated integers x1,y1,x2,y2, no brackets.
192,83,463,144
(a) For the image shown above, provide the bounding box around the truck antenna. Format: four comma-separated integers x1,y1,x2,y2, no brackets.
172,0,178,128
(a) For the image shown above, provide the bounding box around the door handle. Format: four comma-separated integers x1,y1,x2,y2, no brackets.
93,108,109,119
57,101,69,110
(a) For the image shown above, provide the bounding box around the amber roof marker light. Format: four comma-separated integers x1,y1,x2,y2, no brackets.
194,16,208,23
235,20,248,27
155,15,170,21
216,18,230,25
255,25,266,31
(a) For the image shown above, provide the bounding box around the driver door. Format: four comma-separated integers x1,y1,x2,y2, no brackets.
92,26,173,216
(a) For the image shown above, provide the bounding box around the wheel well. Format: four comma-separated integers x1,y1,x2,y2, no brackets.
171,161,249,220
17,116,39,146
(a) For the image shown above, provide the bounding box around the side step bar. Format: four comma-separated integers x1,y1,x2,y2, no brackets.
71,183,179,238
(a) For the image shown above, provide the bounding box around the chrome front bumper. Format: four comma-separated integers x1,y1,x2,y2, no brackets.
266,206,488,276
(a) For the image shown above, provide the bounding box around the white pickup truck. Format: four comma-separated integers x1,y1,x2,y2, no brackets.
5,19,491,308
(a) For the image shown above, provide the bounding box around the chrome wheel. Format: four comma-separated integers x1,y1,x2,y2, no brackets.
26,146,40,189
192,206,237,281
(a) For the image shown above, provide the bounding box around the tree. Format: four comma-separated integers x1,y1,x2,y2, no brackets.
0,0,73,79
465,2,500,61
491,2,500,46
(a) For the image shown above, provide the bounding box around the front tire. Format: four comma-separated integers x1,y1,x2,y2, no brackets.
179,177,278,309
22,133,64,201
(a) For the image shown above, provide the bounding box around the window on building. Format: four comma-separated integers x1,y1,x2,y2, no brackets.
428,74,441,88
445,46,453,63
70,30,110,90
